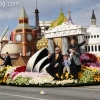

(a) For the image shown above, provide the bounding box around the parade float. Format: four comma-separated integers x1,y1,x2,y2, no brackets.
0,48,100,87
0,7,100,87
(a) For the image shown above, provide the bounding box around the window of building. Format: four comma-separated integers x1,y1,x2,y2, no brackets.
88,36,90,38
85,46,87,52
91,35,93,38
19,20,23,23
98,45,100,51
95,45,97,51
24,20,28,23
16,29,22,32
94,35,96,38
97,35,99,38
88,46,90,52
26,29,32,32
91,46,93,51
46,27,49,30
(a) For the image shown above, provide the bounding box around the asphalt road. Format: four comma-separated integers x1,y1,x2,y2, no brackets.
0,85,100,100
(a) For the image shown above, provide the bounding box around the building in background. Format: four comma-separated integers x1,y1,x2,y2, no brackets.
85,10,100,56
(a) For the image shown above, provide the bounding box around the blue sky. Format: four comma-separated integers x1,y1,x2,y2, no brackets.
0,0,100,38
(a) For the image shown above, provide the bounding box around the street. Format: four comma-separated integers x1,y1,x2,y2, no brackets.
0,85,100,100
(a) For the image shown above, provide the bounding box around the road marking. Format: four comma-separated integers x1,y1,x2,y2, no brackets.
0,93,47,100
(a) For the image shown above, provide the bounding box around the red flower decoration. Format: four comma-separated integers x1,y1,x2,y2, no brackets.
80,53,100,68
14,66,26,72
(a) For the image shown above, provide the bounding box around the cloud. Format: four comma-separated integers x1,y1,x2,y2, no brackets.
0,0,81,20
0,0,99,34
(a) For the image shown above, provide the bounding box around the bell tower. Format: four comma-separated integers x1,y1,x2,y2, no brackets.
13,6,34,56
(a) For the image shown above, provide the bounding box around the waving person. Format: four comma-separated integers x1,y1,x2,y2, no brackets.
46,47,63,80
0,52,12,67
68,39,86,55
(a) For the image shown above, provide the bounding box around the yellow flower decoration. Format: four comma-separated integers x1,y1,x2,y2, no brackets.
65,73,68,78
78,71,82,78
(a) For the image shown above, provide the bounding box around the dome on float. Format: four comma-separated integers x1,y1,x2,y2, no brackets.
36,37,48,50
86,10,100,45
50,12,68,28
1,41,20,58
85,10,100,56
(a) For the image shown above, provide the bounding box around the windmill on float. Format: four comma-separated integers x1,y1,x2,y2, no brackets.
0,26,9,50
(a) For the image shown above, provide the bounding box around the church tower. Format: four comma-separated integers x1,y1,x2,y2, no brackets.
91,10,97,26
13,6,34,56
34,0,41,39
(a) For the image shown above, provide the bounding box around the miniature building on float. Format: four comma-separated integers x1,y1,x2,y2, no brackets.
26,47,49,72
39,21,52,34
12,7,35,56
13,56,30,66
37,10,87,55
1,41,20,59
36,37,48,50
36,10,68,51
11,5,42,56
85,10,100,56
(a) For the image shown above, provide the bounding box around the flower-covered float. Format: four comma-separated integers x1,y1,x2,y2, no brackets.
0,48,100,87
